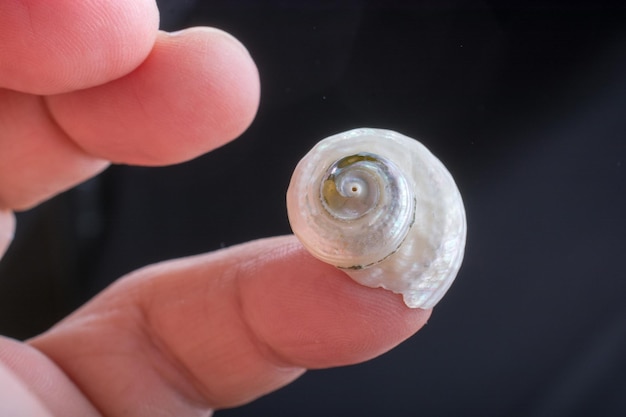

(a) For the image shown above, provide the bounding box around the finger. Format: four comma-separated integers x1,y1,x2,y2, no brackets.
0,211,15,258
0,90,108,210
0,28,258,209
0,0,159,95
30,236,429,416
0,337,99,417
47,28,261,166
0,361,53,417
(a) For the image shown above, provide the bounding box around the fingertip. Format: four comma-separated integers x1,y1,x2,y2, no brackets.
162,27,261,154
237,237,431,368
0,0,159,94
0,360,54,417
48,27,260,165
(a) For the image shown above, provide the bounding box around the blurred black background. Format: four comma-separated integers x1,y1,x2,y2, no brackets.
1,1,625,416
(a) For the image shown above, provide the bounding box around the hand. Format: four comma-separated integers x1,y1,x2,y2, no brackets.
0,1,430,416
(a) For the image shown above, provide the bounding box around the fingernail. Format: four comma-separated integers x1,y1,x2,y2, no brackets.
213,28,253,57
166,27,253,58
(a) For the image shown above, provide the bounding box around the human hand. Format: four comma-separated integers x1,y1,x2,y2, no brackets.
0,1,430,416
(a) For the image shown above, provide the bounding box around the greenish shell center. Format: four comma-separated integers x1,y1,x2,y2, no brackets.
320,153,383,221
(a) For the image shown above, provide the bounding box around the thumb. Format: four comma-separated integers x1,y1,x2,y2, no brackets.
30,236,430,416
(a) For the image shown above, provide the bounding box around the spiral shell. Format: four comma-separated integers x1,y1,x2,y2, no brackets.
286,128,466,309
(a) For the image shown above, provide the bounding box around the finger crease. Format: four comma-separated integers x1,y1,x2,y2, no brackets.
40,95,101,159
232,267,302,372
134,302,214,413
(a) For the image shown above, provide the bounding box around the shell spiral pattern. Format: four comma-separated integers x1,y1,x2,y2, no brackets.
286,128,466,309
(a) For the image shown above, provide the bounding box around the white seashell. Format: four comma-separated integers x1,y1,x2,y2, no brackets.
286,128,466,309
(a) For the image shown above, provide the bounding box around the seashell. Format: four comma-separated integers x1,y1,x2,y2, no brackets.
286,128,466,309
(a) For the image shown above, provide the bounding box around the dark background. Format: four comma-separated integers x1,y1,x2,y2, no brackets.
1,1,625,416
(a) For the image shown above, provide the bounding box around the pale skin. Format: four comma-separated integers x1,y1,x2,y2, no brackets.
0,1,430,416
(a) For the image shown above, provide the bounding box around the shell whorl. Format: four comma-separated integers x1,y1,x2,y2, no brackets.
286,128,466,309
312,152,415,269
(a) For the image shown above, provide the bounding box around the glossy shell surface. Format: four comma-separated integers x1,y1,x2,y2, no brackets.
286,128,466,308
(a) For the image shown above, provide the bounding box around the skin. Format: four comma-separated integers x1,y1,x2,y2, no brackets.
0,1,430,416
